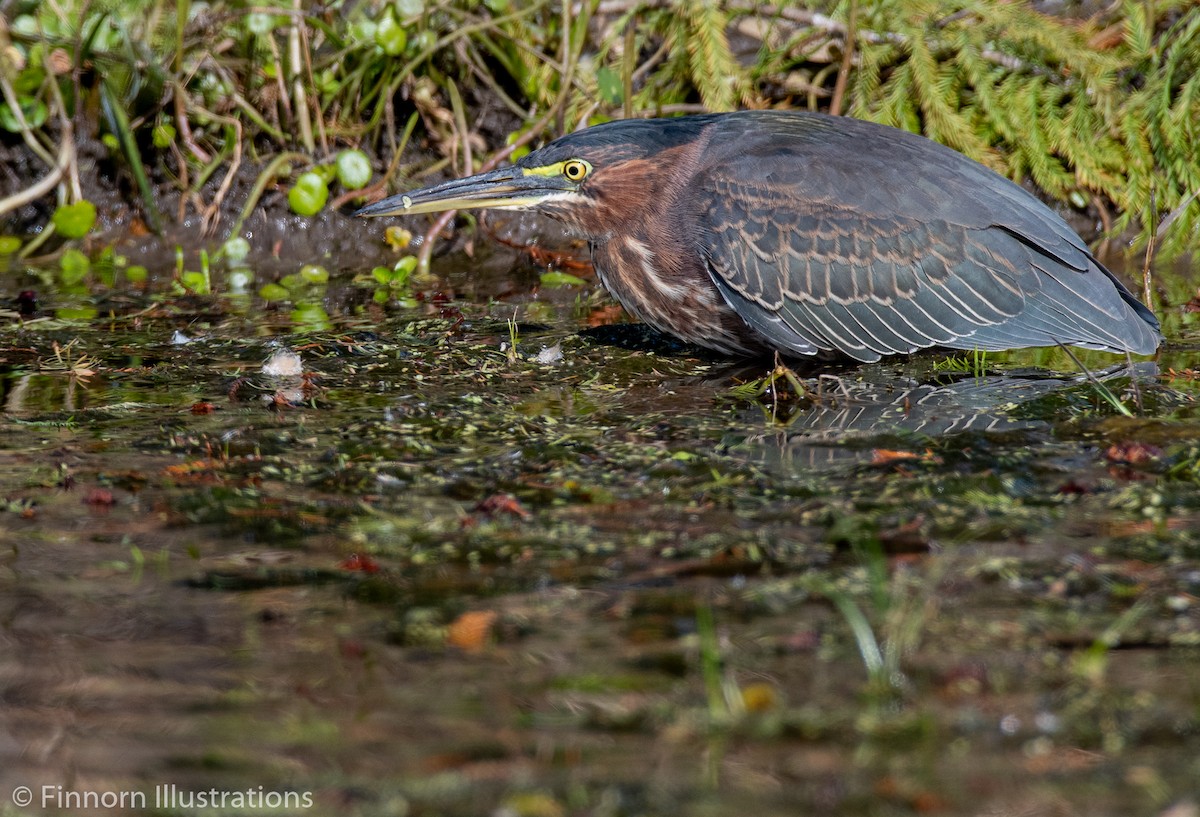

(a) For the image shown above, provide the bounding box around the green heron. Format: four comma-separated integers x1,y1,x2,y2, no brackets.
356,111,1161,363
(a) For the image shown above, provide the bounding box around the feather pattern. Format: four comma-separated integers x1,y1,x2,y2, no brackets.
685,112,1161,362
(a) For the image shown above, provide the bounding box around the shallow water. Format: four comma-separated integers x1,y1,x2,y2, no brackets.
2,248,1200,816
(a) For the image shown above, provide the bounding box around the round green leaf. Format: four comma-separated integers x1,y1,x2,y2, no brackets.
247,12,279,36
60,248,90,285
227,268,254,292
153,122,177,148
52,201,98,240
336,150,372,190
222,236,251,263
299,264,329,284
259,283,290,301
374,12,407,55
14,66,47,97
290,302,332,331
12,15,37,36
181,270,210,294
410,29,437,55
393,255,418,282
288,172,329,216
0,236,21,255
350,19,377,45
505,129,532,163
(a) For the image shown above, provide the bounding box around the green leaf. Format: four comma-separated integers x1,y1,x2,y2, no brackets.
51,201,97,239
180,270,210,294
153,122,176,148
596,66,623,105
335,149,372,189
259,283,290,301
0,237,21,255
11,15,37,36
56,306,99,321
227,268,254,292
247,12,281,36
540,271,588,287
374,11,408,56
288,172,329,215
299,264,329,284
291,302,333,331
393,255,417,280
505,130,531,163
350,19,377,45
60,248,90,285
222,236,251,263
0,96,48,132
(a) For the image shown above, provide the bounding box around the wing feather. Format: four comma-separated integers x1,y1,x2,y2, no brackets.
698,170,1160,361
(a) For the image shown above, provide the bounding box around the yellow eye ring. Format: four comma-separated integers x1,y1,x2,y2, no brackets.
562,160,589,182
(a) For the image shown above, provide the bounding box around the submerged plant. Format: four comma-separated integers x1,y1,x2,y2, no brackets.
933,349,989,377
817,540,942,700
38,338,100,380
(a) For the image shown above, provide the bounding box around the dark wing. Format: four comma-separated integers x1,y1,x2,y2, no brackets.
693,114,1162,363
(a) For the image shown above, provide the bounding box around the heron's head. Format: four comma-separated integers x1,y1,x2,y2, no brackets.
354,116,714,237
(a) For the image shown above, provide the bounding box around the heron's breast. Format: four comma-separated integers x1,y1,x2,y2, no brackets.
592,235,760,354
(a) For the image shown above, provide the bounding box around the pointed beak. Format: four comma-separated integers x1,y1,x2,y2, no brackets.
353,166,568,218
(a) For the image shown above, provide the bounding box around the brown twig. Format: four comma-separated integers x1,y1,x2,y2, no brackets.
0,73,58,170
288,0,314,152
298,15,328,156
189,103,244,235
172,80,213,164
0,138,70,217
829,0,857,116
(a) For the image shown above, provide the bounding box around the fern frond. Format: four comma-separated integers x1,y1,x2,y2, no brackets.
905,33,997,166
679,0,746,111
1123,0,1153,58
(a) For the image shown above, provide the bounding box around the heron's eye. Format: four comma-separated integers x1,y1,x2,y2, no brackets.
562,160,590,182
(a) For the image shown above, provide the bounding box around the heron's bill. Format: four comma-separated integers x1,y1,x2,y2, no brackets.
354,166,568,217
